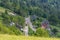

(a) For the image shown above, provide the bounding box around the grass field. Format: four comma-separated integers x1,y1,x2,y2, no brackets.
0,7,12,13
0,34,60,40
0,7,6,13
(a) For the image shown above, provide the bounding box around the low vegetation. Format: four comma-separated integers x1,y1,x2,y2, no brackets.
0,34,60,40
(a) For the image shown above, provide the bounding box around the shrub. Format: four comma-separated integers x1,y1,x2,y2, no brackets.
56,32,60,37
0,22,14,34
8,25,22,35
28,27,35,36
36,28,49,37
0,22,22,35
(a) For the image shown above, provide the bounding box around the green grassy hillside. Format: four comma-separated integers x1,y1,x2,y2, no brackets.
0,0,60,37
0,7,24,35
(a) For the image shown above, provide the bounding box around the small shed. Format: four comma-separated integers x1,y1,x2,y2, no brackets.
41,20,49,29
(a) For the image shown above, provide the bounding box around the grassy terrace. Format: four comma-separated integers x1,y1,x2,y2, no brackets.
0,7,6,13
0,34,60,40
0,7,12,13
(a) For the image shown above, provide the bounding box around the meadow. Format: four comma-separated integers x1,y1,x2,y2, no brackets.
0,34,60,40
0,7,5,13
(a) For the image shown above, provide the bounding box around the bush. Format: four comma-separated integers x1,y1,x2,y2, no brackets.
36,28,49,37
56,32,60,37
0,22,22,35
28,27,35,36
0,22,14,34
8,25,22,35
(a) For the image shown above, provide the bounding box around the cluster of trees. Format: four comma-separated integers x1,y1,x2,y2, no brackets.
0,0,60,26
